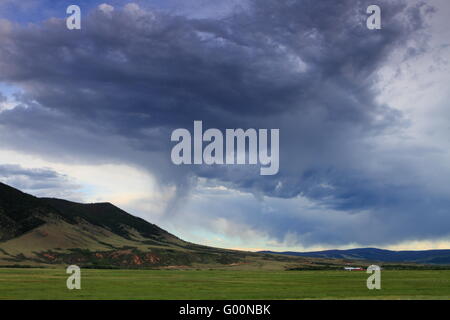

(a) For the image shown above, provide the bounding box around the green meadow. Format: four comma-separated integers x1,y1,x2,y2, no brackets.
0,268,449,300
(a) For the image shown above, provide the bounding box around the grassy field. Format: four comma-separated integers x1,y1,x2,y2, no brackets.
0,268,449,300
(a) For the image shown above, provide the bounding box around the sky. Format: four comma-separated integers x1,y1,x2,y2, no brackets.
0,0,450,252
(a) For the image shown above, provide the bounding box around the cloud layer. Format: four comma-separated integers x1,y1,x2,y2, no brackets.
1,0,449,248
0,164,81,199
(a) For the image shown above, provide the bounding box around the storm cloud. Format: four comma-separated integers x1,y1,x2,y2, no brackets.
0,0,449,247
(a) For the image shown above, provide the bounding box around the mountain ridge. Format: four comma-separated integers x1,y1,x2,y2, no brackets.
259,247,450,264
0,181,221,267
0,181,336,270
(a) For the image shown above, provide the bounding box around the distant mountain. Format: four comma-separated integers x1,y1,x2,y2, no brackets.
259,248,450,264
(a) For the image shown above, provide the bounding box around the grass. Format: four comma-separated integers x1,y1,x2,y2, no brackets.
0,268,449,300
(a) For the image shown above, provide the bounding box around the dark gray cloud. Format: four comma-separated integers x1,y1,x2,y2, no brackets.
0,0,447,247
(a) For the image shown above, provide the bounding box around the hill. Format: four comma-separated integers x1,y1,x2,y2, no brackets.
0,182,349,270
